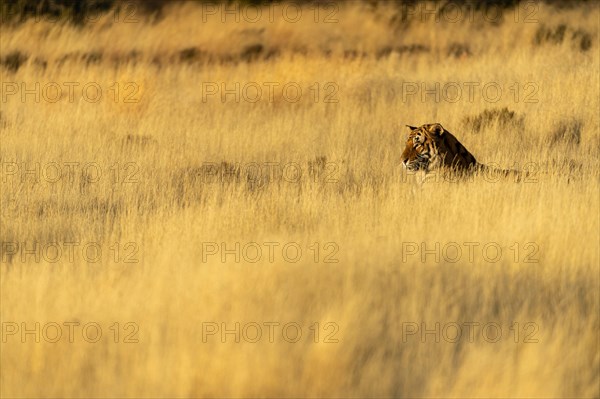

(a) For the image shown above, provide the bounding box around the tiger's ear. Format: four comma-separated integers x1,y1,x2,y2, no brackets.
406,125,418,130
429,123,445,136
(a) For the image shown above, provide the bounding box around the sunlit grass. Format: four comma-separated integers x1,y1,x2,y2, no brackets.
1,2,599,398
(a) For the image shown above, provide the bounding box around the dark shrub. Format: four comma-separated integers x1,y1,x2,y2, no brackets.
549,118,582,148
1,50,28,72
462,107,525,134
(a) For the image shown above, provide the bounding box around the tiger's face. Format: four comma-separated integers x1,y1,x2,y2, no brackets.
400,123,445,171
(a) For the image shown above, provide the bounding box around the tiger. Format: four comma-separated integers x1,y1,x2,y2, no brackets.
400,123,522,180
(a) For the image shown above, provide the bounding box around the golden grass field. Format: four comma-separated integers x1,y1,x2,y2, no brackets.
1,1,599,397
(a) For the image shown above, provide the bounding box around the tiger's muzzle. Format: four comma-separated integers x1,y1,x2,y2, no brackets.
402,153,430,171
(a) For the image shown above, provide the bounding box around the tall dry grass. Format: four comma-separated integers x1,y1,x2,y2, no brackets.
1,1,599,397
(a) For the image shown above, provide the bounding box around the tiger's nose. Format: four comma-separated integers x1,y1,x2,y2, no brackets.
402,159,408,167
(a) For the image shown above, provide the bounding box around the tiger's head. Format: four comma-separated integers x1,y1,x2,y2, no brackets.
401,123,477,172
